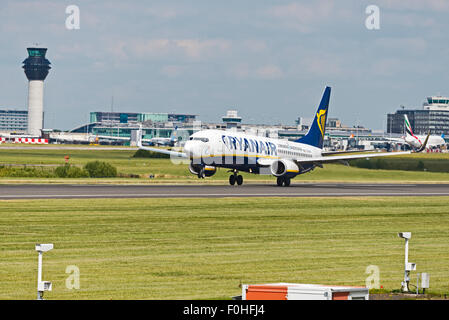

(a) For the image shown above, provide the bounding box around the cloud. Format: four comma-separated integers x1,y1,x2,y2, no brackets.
256,65,284,79
268,1,335,32
228,63,250,78
243,40,267,53
174,39,231,59
383,12,438,29
131,39,171,58
299,55,344,77
104,38,232,61
228,64,283,79
378,0,449,12
160,65,187,78
373,37,428,54
369,58,404,76
145,7,179,19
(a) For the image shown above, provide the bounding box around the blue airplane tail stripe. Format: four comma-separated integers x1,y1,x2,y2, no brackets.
295,86,331,149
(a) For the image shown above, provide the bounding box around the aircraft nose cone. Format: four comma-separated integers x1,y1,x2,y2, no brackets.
184,140,206,159
184,141,193,158
184,141,201,158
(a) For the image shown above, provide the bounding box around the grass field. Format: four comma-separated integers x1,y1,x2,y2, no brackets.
1,196,449,299
1,145,449,183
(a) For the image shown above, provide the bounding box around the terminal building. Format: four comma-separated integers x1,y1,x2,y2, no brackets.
387,96,449,135
88,112,196,125
70,111,198,144
0,109,28,133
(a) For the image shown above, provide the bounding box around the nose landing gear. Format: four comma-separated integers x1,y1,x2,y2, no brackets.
229,170,243,186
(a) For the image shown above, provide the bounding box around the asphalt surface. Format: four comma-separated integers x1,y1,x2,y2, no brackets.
0,183,449,199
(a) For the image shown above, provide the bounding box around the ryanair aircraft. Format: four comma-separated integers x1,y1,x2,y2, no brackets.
138,87,412,186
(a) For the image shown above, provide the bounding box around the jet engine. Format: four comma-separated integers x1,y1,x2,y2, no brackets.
189,162,217,177
270,159,299,177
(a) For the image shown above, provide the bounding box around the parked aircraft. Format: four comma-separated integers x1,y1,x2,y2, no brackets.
149,127,179,146
404,115,445,150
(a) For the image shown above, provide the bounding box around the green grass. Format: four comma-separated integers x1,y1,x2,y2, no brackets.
1,197,449,299
1,145,449,183
350,155,449,173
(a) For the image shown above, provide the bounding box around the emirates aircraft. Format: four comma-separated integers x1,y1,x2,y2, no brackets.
404,114,445,151
138,86,413,186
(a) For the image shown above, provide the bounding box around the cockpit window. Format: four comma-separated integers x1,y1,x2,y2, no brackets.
189,137,209,142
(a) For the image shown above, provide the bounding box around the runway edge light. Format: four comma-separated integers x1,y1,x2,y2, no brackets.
397,232,415,292
35,243,53,300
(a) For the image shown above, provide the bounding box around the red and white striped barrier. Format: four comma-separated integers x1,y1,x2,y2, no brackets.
242,283,369,300
13,138,49,144
0,137,5,144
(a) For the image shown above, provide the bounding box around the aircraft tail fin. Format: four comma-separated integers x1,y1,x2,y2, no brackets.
295,86,331,149
137,125,143,147
170,126,178,142
404,114,414,137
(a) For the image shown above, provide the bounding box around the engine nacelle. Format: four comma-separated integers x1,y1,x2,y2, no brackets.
270,159,299,177
189,163,217,177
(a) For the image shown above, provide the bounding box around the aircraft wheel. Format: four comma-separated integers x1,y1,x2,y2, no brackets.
276,177,284,186
284,177,291,187
236,175,243,186
229,175,236,186
198,167,205,179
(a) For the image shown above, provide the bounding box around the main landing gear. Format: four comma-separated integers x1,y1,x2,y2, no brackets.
197,167,205,179
276,176,291,187
229,170,243,186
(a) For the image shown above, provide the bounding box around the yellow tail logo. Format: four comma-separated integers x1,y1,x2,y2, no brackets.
316,109,326,137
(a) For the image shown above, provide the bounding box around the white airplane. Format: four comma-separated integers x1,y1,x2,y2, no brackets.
93,128,179,146
138,86,414,186
404,115,445,150
149,126,179,146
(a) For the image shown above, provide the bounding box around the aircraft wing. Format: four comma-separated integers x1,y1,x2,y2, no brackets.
96,135,130,141
321,149,381,156
295,151,411,164
382,137,404,142
138,145,187,158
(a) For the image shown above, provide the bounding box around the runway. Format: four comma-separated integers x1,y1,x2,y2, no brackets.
0,183,449,199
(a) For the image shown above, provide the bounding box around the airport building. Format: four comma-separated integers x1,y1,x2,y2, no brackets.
69,111,198,144
0,109,28,133
387,96,449,135
89,112,196,125
221,110,242,129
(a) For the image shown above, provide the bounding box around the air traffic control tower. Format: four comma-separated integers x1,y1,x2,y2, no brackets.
22,47,51,136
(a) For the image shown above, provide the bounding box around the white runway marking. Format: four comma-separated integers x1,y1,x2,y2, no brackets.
1,192,449,199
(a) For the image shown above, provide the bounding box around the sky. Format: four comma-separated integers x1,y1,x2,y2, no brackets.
1,0,449,131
